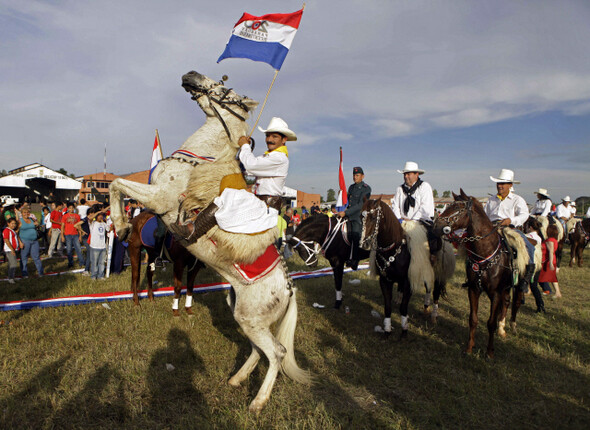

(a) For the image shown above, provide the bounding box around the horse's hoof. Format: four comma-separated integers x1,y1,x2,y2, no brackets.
398,330,408,341
498,329,507,338
430,315,438,325
334,300,342,310
172,309,180,317
248,399,265,414
228,376,242,388
382,331,392,340
423,306,431,316
185,307,193,315
510,321,517,333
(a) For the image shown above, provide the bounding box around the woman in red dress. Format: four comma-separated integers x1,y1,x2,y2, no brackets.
539,227,562,299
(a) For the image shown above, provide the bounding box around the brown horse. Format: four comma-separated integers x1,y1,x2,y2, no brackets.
128,211,203,316
569,218,590,267
358,198,412,338
433,189,522,358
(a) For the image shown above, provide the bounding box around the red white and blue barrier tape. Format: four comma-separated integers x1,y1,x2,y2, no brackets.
0,264,368,311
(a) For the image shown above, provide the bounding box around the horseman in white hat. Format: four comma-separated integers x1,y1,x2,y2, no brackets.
531,188,552,217
391,161,435,223
169,117,296,244
556,196,573,223
391,161,438,261
237,117,296,212
484,168,535,292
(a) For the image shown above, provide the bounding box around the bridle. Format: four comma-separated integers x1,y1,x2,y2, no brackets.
438,199,499,243
188,83,252,141
361,202,405,278
291,216,346,266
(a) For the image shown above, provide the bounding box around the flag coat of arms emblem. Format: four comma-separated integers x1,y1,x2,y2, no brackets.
217,10,303,70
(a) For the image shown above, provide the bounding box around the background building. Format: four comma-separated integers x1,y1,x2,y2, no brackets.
0,163,81,203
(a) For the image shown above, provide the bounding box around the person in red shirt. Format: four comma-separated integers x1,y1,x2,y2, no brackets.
61,202,85,268
48,201,64,258
3,218,23,283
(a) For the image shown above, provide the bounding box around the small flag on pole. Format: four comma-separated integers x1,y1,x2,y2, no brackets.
336,147,348,212
148,130,163,184
217,9,303,70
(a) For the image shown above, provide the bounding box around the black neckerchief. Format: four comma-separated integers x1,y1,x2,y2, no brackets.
401,178,423,214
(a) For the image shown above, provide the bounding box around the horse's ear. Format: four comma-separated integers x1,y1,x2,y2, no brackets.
460,188,468,198
452,191,459,201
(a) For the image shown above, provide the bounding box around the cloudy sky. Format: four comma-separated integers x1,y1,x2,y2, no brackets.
2,0,590,203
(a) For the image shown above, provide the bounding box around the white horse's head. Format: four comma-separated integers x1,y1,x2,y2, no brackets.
181,71,259,160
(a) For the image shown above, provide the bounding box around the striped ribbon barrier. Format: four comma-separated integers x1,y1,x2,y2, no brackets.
0,264,368,311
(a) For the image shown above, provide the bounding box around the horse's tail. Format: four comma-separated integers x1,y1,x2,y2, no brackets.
275,288,313,385
434,240,456,283
402,221,435,293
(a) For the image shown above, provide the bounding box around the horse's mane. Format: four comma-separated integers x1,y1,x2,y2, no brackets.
376,199,404,237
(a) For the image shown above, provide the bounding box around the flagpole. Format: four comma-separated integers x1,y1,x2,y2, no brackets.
155,129,163,158
248,69,279,138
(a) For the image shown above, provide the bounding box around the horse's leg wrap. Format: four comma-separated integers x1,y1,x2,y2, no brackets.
169,202,219,244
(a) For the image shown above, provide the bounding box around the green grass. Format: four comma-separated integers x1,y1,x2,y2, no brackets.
1,248,589,429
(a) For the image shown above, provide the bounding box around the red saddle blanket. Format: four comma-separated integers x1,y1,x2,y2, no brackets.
234,244,281,283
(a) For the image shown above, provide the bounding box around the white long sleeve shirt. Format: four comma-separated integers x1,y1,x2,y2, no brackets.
391,181,435,222
555,203,571,220
238,145,289,196
484,192,529,227
531,199,552,217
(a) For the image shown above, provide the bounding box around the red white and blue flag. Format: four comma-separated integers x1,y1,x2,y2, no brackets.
148,131,163,184
336,147,348,212
217,9,303,70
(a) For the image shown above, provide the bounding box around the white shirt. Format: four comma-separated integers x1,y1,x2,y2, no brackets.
44,213,52,229
391,180,435,222
484,191,529,227
586,206,590,218
89,221,107,249
555,203,571,220
531,199,552,217
77,205,89,219
238,145,289,196
570,205,577,217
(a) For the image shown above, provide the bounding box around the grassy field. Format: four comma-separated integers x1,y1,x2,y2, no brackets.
1,247,589,429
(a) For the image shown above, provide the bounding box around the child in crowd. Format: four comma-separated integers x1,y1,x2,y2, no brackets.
539,225,562,298
61,202,85,269
3,218,22,284
88,209,108,280
42,206,51,253
48,201,64,258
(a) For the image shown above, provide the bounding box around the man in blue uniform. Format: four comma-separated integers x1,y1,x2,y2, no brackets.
338,166,371,270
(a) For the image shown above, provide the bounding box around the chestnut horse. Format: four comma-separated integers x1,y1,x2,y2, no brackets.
288,214,370,309
128,211,203,315
569,218,590,267
433,189,522,358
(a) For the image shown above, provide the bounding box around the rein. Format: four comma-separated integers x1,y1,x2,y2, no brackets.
201,87,250,141
291,216,347,266
362,203,406,278
440,200,499,243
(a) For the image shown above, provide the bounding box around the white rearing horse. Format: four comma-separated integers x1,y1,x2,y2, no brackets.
109,71,311,413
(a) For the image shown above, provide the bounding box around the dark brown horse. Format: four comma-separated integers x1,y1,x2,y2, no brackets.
288,214,370,309
128,211,203,316
433,189,522,358
569,218,590,267
358,198,412,338
360,198,456,338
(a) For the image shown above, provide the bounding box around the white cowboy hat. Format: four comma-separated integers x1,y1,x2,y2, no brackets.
258,117,297,141
562,196,571,202
490,168,520,184
397,161,425,174
533,188,550,198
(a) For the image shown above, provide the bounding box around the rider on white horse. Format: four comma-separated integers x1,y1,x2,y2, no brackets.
170,117,297,244
484,168,535,292
531,188,552,217
238,117,297,212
